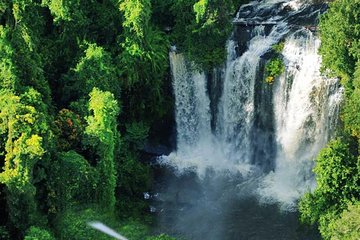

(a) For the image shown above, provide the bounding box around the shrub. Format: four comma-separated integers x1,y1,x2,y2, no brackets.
299,138,360,237
327,202,360,240
54,109,84,151
24,227,55,240
119,220,148,240
272,42,285,54
264,57,285,84
47,151,98,214
55,208,117,240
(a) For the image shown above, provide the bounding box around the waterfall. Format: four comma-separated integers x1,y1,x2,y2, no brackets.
169,52,211,152
217,23,288,165
160,0,343,208
258,30,343,209
162,52,240,177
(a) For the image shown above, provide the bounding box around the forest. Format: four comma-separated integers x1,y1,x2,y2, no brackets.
0,0,359,239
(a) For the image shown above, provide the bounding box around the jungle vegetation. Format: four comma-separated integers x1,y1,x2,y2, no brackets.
0,0,359,239
0,0,245,239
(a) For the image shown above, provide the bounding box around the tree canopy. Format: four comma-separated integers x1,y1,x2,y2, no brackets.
299,0,360,238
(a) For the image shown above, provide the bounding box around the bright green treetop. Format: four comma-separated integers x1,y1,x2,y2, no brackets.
85,88,120,212
319,0,360,83
327,202,360,240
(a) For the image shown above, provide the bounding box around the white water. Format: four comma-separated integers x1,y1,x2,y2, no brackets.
169,52,211,152
258,30,343,209
163,52,254,177
160,0,343,208
164,52,237,177
218,24,288,164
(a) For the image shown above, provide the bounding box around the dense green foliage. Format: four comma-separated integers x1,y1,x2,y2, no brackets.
319,0,360,85
299,138,360,237
7,0,360,239
55,208,117,240
299,0,360,238
54,109,84,151
24,227,55,240
272,42,284,54
264,57,285,84
343,64,360,139
1,0,253,239
47,151,98,214
0,88,51,232
54,207,174,240
264,42,285,84
327,202,360,240
169,0,247,69
85,88,120,212
0,226,10,240
63,43,120,102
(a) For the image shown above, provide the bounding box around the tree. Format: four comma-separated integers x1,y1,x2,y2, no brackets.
47,151,98,214
44,0,86,23
54,109,84,151
55,207,119,240
24,226,55,240
191,0,238,68
319,0,360,86
0,226,10,240
170,0,246,70
299,138,360,238
62,43,119,104
327,202,360,240
118,0,169,125
118,0,169,86
300,1,360,238
0,26,19,91
343,61,360,138
85,88,120,212
0,88,51,232
0,1,52,102
343,88,360,139
0,0,183,238
119,0,152,40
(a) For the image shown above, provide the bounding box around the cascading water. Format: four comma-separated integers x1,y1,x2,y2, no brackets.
161,0,342,206
161,24,291,177
258,29,343,208
217,23,288,165
165,52,232,176
169,52,212,152
153,1,345,238
157,2,343,237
